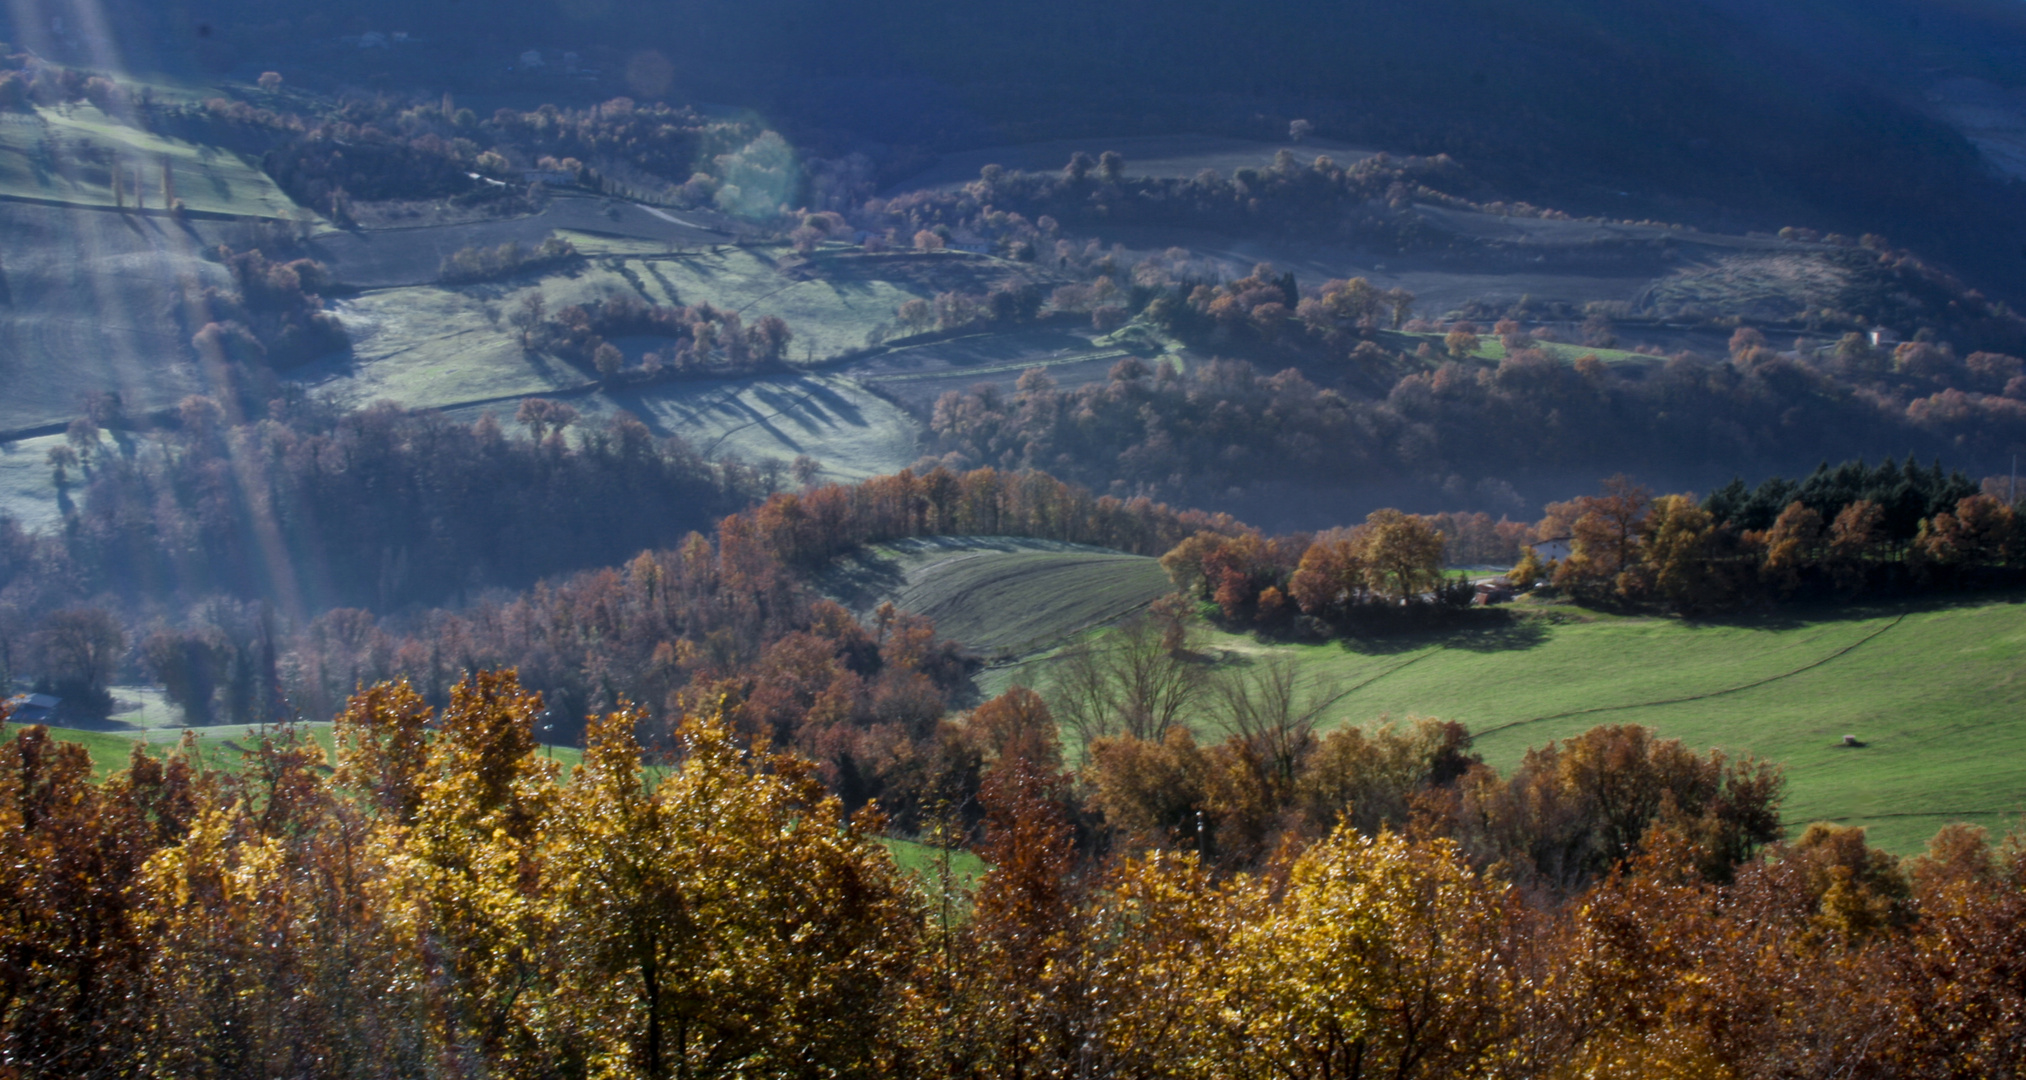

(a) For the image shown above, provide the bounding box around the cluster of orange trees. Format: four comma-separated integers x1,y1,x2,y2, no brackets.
1166,469,2025,631
1526,471,2023,611
4,676,2023,1078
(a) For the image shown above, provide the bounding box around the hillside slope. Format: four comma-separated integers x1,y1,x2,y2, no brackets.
1186,595,2026,854
820,537,1173,663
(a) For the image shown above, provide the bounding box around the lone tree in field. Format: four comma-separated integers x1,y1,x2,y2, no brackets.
593,341,624,381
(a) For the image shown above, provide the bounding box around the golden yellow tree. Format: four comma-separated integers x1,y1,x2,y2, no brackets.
548,703,920,1078
399,669,562,1075
1230,827,1519,1079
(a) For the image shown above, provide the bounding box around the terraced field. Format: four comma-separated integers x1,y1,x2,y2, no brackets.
822,538,1174,662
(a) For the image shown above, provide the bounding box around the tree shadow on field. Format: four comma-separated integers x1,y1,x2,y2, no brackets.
1673,586,2026,633
1332,608,1551,656
795,378,867,425
809,547,908,612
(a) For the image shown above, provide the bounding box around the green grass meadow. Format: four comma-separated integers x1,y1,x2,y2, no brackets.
1401,332,1653,366
1203,594,2026,854
34,721,588,782
899,542,2026,855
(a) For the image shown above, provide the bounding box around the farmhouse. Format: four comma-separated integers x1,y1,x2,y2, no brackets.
1530,536,1573,563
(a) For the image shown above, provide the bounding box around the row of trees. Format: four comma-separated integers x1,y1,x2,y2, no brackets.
924,331,2026,512
1152,461,2018,631
527,293,795,379
252,466,1251,741
4,674,2021,1078
1528,469,2025,611
861,148,1492,263
438,237,580,284
1159,509,1482,632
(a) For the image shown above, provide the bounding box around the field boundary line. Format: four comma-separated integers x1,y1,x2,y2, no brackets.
1315,646,1446,712
1472,614,1906,739
862,349,1132,383
1785,809,2014,824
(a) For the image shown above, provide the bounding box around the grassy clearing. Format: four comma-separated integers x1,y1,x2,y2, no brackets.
822,538,1174,664
611,250,930,361
0,434,69,530
0,105,308,219
321,286,593,408
0,203,223,433
33,720,587,781
623,373,921,479
1178,594,2026,854
37,722,339,779
883,838,988,892
1401,332,1653,366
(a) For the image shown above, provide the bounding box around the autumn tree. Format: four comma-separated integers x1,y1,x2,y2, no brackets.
549,704,920,1077
941,760,1089,1077
1359,508,1447,604
1458,724,1784,892
1550,475,1652,599
1047,616,1205,748
963,685,1061,771
0,724,164,1075
1228,828,1520,1079
30,607,124,715
1211,654,1334,793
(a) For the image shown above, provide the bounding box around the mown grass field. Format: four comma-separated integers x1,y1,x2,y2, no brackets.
875,542,2026,855
822,537,1175,663
1401,332,1655,366
883,838,988,891
1196,594,2026,854
0,105,306,218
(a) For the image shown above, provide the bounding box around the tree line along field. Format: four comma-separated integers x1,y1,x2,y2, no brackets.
897,545,2026,855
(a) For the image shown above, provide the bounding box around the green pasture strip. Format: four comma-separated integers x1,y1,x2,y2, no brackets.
29,722,584,782
0,104,307,219
861,348,1132,383
1402,333,1653,366
1202,594,2026,854
884,837,988,892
